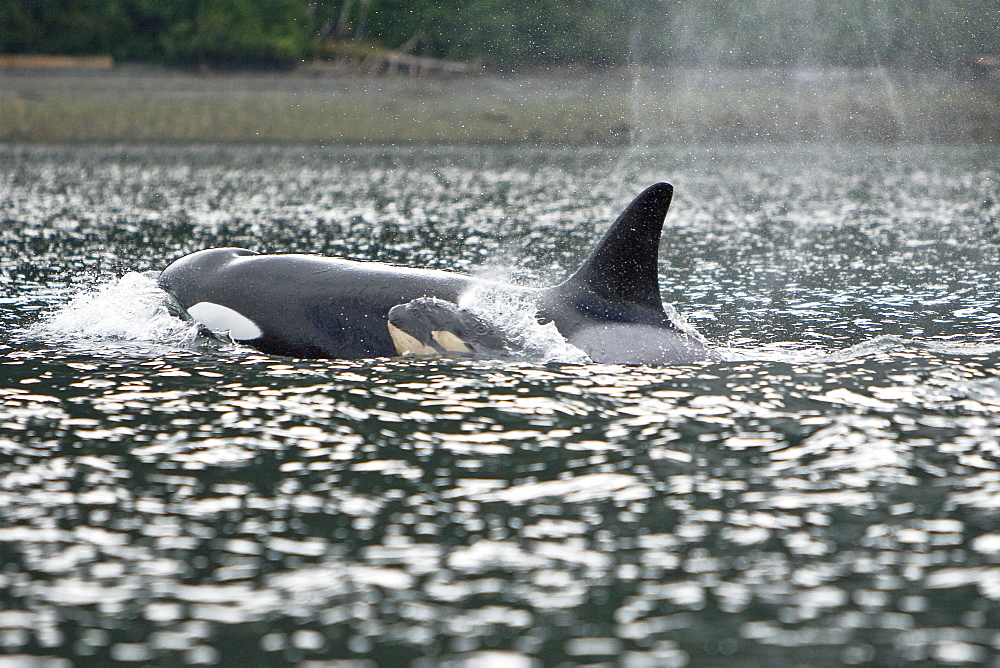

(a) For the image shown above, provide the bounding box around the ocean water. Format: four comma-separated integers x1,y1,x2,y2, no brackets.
2,143,1000,666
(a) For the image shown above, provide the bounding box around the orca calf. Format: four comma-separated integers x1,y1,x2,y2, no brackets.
158,183,718,364
387,297,510,357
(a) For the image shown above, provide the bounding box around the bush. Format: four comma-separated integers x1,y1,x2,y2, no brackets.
159,0,312,67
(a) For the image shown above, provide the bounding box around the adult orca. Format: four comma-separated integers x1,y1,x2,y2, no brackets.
158,182,718,364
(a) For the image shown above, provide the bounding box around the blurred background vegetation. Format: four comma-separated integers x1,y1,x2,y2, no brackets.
0,0,997,69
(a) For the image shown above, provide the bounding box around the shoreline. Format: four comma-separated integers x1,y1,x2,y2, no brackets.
2,66,997,144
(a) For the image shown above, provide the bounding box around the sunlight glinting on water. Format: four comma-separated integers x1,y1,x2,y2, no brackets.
2,144,999,664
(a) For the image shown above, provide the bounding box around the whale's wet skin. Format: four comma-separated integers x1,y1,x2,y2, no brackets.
157,182,717,365
3,144,1000,666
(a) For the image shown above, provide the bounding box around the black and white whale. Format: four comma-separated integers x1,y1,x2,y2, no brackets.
158,182,718,365
387,297,512,357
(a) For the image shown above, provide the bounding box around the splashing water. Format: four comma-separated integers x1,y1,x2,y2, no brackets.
32,272,200,345
458,281,591,364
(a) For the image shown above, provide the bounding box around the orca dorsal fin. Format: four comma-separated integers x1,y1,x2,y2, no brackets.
561,182,673,313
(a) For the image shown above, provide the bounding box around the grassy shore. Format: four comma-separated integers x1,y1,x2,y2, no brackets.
1,65,997,144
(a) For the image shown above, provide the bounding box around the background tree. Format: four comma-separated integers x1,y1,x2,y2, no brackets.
0,0,996,69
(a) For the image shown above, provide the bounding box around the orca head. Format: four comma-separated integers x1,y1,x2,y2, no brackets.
387,297,507,356
158,247,263,341
158,247,258,305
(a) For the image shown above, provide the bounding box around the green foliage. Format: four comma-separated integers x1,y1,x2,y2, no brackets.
0,0,129,55
1,0,312,67
159,0,312,67
0,0,997,68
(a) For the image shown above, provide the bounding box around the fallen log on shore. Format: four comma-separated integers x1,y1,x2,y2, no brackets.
319,40,480,77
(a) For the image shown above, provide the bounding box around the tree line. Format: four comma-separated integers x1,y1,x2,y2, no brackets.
1,0,996,69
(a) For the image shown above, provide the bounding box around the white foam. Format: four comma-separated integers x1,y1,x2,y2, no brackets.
457,282,591,364
32,271,200,344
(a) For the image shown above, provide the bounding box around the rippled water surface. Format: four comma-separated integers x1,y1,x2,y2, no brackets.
2,143,1000,666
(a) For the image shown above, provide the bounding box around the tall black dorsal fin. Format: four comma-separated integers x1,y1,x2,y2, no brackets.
561,182,673,313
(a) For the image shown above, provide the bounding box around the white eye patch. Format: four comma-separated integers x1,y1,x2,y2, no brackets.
187,302,263,340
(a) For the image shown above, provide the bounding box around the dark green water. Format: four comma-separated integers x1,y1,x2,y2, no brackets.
1,144,1000,666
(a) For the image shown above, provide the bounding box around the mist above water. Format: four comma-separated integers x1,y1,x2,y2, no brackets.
625,0,992,70
611,0,996,166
